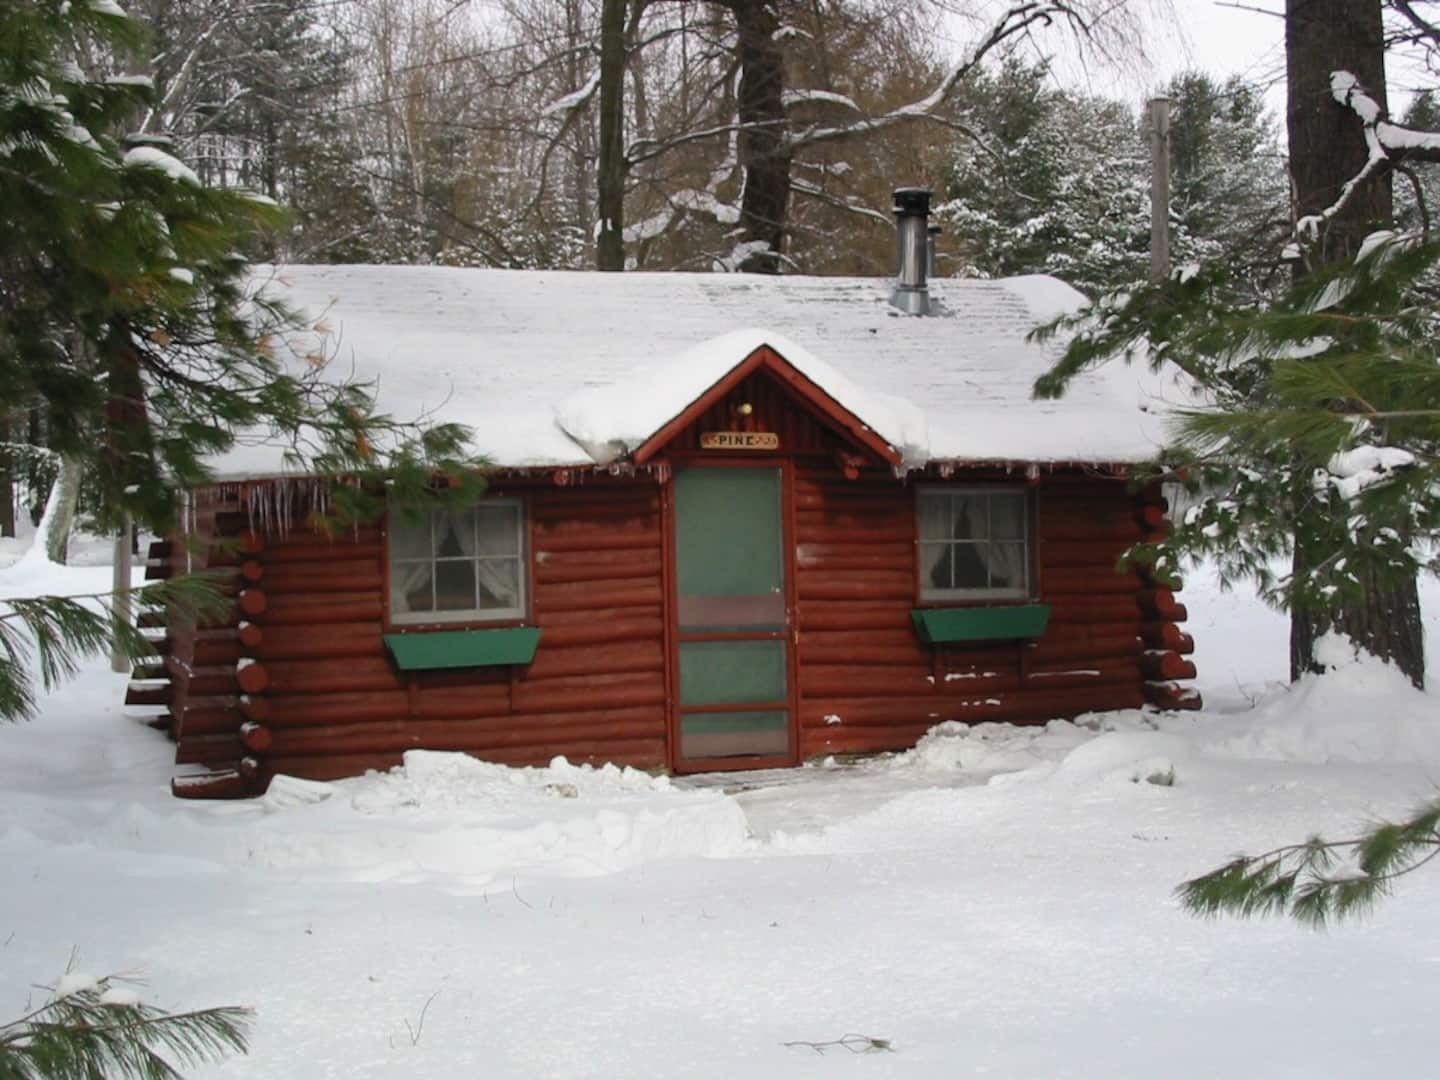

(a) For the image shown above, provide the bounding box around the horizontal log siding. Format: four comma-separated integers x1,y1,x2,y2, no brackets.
169,489,248,770
224,478,667,786
795,467,1148,758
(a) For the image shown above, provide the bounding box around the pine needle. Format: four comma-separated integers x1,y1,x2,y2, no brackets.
1176,798,1440,927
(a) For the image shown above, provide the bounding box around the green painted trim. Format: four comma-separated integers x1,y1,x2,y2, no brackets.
383,627,541,670
911,604,1051,644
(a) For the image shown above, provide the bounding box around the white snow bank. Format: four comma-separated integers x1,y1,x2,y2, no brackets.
184,753,750,885
892,717,1094,774
891,713,1189,789
1172,633,1440,767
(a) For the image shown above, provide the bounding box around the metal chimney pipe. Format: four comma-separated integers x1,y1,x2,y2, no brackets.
891,187,931,316
926,224,941,279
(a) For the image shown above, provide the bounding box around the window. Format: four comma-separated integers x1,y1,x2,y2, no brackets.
917,488,1030,601
389,500,527,625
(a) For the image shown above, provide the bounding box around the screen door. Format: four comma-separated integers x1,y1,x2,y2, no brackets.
672,465,794,766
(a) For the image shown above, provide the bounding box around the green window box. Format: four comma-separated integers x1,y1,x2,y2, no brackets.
911,604,1051,644
383,627,541,670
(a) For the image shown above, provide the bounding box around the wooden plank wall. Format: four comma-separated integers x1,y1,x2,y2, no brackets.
171,477,670,789
795,466,1184,758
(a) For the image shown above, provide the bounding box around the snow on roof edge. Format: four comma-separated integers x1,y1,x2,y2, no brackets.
553,327,929,467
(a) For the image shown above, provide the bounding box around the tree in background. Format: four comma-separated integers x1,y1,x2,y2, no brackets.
1165,71,1290,276
1280,0,1425,685
1030,0,1440,925
937,61,1150,293
939,64,1286,296
0,0,479,715
1035,0,1436,686
112,0,1183,276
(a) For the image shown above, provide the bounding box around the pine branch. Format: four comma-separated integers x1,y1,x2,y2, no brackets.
1176,798,1440,927
0,576,227,723
0,975,251,1079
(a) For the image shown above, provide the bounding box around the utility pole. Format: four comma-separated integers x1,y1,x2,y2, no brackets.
1149,96,1171,283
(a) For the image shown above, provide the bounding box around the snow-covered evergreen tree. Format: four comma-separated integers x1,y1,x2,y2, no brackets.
0,0,480,714
938,64,1285,297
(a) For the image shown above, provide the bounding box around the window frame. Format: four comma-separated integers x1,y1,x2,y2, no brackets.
386,496,531,629
914,485,1034,604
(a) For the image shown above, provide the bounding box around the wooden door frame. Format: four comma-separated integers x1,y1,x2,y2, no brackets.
663,454,800,774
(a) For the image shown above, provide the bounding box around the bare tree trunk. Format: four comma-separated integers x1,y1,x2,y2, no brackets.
43,457,82,565
1291,542,1425,683
728,0,789,273
1285,0,1425,686
26,406,44,527
1286,0,1392,260
0,417,14,539
595,0,627,269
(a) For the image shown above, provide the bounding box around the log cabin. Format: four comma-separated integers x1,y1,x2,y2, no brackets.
146,196,1201,799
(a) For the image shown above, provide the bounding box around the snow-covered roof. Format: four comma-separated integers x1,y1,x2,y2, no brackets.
213,265,1177,478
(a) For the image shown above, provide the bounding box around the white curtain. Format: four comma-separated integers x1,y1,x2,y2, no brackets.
953,496,990,589
985,541,1026,591
392,515,435,614
921,493,1026,592
983,497,1026,591
470,511,519,609
919,495,951,586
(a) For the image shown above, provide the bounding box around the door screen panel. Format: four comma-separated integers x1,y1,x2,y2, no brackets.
679,711,789,760
680,640,787,705
675,467,784,632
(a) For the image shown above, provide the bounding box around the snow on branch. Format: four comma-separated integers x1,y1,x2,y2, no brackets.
540,71,601,119
785,1,1084,151
789,178,891,226
1301,70,1440,242
781,89,860,111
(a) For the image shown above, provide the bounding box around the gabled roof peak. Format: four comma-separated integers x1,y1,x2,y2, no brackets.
554,329,924,468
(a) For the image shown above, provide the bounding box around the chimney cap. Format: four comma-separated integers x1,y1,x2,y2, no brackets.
893,187,932,217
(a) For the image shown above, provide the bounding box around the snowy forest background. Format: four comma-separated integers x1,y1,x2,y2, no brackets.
93,0,1312,282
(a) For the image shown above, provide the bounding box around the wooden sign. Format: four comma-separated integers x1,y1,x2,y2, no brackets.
700,431,779,451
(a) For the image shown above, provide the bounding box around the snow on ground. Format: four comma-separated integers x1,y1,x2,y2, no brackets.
3,547,1440,1078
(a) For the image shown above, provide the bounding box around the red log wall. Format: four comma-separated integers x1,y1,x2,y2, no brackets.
164,465,1195,796
794,467,1184,758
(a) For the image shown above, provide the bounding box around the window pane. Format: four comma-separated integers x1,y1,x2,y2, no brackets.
391,499,528,623
392,561,435,615
952,543,990,589
917,494,952,542
433,509,474,559
434,559,477,611
476,558,521,611
919,542,952,590
988,542,1028,591
949,494,987,540
390,517,432,561
476,505,520,556
990,494,1026,540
